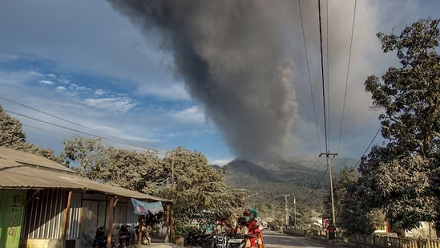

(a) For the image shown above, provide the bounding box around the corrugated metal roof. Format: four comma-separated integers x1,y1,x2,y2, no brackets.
0,147,172,203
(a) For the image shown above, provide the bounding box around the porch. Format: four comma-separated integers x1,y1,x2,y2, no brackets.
0,147,173,248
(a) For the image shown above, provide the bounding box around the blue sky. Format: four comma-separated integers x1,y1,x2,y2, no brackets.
0,0,438,165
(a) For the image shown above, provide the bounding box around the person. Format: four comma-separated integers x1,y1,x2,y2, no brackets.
235,217,251,248
244,209,260,248
249,209,264,248
327,224,336,248
215,219,228,234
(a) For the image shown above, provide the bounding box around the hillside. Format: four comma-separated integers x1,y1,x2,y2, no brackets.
217,156,357,222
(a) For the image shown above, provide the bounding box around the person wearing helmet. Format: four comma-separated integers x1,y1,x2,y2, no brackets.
244,209,261,248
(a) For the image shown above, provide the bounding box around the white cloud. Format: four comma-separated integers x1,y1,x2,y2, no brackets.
69,84,91,92
172,106,206,124
56,86,66,91
0,53,18,62
136,83,190,100
58,78,70,84
46,74,56,78
83,97,137,113
94,89,107,96
209,158,233,166
39,80,54,85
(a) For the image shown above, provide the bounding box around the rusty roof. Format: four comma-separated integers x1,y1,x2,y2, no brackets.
0,147,172,203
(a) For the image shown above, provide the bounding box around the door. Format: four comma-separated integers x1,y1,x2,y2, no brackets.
0,190,25,248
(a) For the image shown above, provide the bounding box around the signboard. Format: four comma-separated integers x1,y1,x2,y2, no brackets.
322,218,328,229
131,198,164,215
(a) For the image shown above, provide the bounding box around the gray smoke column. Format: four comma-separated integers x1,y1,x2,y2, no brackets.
107,0,298,159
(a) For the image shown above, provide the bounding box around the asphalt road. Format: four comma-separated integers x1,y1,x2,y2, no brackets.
264,231,325,248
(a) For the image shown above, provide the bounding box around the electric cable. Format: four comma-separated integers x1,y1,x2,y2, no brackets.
336,0,358,153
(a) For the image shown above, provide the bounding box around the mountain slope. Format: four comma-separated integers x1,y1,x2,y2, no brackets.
219,156,357,214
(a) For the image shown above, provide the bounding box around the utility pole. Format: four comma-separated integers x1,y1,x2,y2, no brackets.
294,197,297,227
283,194,290,226
319,150,338,226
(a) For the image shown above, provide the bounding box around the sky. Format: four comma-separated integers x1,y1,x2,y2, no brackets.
0,0,438,165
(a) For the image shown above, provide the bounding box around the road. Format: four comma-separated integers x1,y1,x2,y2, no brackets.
264,230,325,248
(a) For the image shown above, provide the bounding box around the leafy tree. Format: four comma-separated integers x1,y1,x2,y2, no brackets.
325,167,384,236
0,105,62,163
359,18,440,233
62,136,167,193
61,138,245,227
158,147,245,225
0,105,26,146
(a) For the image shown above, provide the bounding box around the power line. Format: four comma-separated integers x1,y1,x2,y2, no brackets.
325,0,331,150
22,123,72,137
317,0,329,152
298,0,322,152
336,0,358,153
354,127,381,169
6,110,167,154
315,157,334,186
284,157,325,181
0,96,167,153
22,123,148,152
0,95,87,128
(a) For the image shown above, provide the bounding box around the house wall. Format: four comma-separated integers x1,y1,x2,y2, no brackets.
79,193,139,248
15,190,144,248
0,189,26,248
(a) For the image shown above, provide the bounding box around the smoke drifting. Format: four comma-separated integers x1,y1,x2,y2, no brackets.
107,0,298,159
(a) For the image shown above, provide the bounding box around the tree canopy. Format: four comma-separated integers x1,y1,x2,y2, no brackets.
61,136,245,225
359,18,440,232
0,105,62,163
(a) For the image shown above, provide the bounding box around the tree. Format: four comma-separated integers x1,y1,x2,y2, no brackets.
0,105,62,163
61,136,167,193
360,18,440,233
0,105,26,147
158,147,245,225
326,167,384,236
61,138,245,226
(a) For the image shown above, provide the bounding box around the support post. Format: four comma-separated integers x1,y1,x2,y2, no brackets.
62,191,72,247
282,195,289,226
170,206,174,243
319,151,338,226
294,197,297,227
166,204,170,241
107,197,115,248
138,215,143,245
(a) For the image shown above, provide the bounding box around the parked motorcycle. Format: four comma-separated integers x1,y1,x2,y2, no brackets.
92,226,119,248
134,225,151,245
118,225,130,248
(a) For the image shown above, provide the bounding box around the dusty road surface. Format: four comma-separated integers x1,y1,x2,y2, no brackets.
264,230,326,248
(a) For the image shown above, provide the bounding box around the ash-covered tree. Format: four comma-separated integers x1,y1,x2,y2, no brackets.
0,105,62,163
325,167,384,236
158,147,245,226
61,136,167,193
359,18,440,234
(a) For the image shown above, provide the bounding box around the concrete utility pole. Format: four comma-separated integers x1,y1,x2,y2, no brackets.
283,194,290,226
294,197,297,226
319,150,338,226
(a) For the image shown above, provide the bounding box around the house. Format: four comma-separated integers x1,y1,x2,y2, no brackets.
0,147,173,248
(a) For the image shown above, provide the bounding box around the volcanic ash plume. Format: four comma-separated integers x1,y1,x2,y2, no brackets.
108,0,298,159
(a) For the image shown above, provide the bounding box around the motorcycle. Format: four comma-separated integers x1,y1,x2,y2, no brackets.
226,234,245,248
134,225,151,245
92,226,119,248
213,232,229,248
118,225,130,248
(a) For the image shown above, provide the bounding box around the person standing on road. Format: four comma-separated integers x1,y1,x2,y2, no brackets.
327,224,336,248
